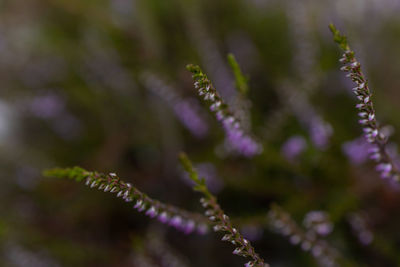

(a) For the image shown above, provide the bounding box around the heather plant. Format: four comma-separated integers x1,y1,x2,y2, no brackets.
179,153,269,267
186,64,263,157
43,167,209,235
330,24,400,182
2,1,400,266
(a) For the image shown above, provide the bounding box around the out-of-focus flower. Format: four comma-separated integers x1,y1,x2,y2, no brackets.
303,211,334,236
348,213,374,245
342,137,373,165
142,72,209,138
187,64,262,157
281,135,307,162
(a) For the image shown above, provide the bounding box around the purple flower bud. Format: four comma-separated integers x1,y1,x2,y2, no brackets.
342,138,373,165
133,200,143,209
183,220,196,234
145,206,158,218
169,216,183,228
281,135,307,162
356,103,364,109
137,204,146,212
85,178,92,186
232,247,243,255
158,212,169,224
222,234,231,241
197,224,209,235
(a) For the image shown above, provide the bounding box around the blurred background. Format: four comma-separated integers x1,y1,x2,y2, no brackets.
1,0,400,266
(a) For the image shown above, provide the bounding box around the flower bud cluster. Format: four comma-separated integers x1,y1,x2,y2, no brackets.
280,81,332,150
330,24,400,182
348,213,374,245
303,211,333,237
180,153,268,267
144,226,191,267
186,64,262,157
201,198,268,267
44,167,209,235
141,72,209,138
268,205,339,267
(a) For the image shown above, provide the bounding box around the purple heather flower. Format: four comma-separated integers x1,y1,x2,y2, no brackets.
182,220,196,234
30,94,65,119
169,216,183,229
280,81,333,151
172,99,209,138
47,168,209,235
145,206,158,218
348,213,374,245
268,205,339,266
310,118,333,150
303,211,333,236
187,64,263,157
142,72,209,138
158,212,169,224
281,135,307,162
133,200,143,209
342,137,373,165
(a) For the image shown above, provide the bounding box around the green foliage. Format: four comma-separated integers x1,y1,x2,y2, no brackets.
186,64,206,81
43,166,88,182
179,153,212,199
329,24,350,51
227,53,249,95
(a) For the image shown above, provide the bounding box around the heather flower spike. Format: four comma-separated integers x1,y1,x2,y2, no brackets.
268,204,340,267
179,153,269,267
330,24,400,182
186,64,262,157
141,72,209,138
43,167,209,234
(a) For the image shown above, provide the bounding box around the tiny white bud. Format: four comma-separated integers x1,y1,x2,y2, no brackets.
368,113,375,121
222,234,231,241
110,187,118,193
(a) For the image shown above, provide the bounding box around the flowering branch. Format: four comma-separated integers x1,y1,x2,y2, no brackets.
186,64,262,157
268,204,340,267
330,24,400,182
141,71,209,138
43,167,209,234
179,153,269,267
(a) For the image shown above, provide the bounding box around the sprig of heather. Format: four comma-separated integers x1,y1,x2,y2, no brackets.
186,64,262,157
280,81,333,150
179,153,269,267
268,204,340,267
141,72,209,138
330,24,400,182
43,167,209,235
